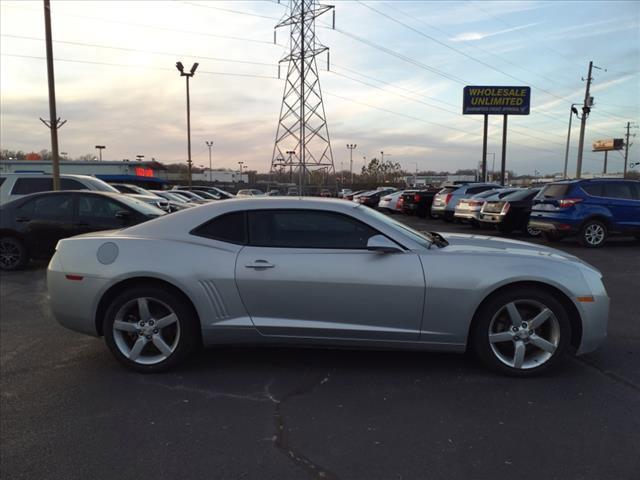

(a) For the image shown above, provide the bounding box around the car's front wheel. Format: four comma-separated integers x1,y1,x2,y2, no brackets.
472,288,571,376
525,225,542,237
0,237,28,271
579,220,608,248
103,286,200,373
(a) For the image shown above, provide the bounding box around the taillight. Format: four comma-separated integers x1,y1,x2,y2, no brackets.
468,200,483,207
444,193,452,205
558,198,583,208
414,194,421,201
501,202,510,214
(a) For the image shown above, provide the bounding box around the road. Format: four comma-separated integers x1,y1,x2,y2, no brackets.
1,215,639,480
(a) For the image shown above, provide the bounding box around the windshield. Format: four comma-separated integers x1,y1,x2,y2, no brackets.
115,195,166,216
357,205,439,249
85,177,120,193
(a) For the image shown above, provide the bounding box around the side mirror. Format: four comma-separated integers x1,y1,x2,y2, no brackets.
367,235,402,253
115,210,131,220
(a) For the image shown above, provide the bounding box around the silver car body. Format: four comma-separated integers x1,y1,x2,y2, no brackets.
378,191,404,212
454,188,519,222
48,198,608,356
432,183,501,218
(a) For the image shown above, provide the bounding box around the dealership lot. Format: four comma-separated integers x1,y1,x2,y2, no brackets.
1,216,639,480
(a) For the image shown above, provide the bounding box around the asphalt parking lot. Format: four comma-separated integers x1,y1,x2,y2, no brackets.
1,215,639,480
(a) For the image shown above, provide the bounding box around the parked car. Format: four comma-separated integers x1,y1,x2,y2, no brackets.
236,189,265,197
401,188,439,218
0,191,164,270
149,190,198,211
338,189,353,199
47,198,608,376
344,189,367,201
174,186,234,200
378,191,404,213
169,190,210,204
319,189,333,198
352,190,374,203
454,188,519,226
109,183,171,212
528,179,640,247
1,173,120,205
358,189,396,208
431,183,501,221
480,188,541,236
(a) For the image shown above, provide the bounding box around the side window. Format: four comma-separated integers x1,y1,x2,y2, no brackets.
11,178,53,194
582,183,603,197
60,178,87,190
78,195,128,218
248,210,379,249
467,186,493,195
18,194,73,218
191,212,247,244
604,183,634,200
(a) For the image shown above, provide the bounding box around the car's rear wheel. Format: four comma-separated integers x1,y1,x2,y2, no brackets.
0,237,28,271
579,220,607,248
471,288,570,376
103,286,199,373
525,225,542,237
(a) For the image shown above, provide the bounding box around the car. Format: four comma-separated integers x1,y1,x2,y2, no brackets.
174,186,234,200
1,173,121,205
431,183,501,221
0,190,165,270
109,183,171,212
528,179,640,247
48,198,608,377
378,191,404,213
358,188,396,208
169,190,210,204
319,189,333,198
480,188,542,236
236,189,265,197
400,188,440,218
344,189,367,201
149,190,199,211
338,188,353,199
454,188,519,227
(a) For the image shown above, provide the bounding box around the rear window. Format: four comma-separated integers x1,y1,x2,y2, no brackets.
467,185,496,194
540,184,571,198
503,189,539,201
438,187,457,195
11,177,53,194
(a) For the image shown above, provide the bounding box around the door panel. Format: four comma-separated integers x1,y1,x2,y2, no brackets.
235,247,425,340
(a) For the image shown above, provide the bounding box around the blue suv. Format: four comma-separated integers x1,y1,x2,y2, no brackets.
528,178,640,247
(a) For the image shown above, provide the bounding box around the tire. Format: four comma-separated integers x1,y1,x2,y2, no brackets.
103,286,200,373
471,287,571,377
579,220,608,248
525,225,542,238
0,237,28,271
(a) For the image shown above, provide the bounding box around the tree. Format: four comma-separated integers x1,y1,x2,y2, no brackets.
361,157,403,182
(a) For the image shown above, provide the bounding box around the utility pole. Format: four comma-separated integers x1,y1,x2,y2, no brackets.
576,61,595,178
95,145,105,161
238,161,244,183
624,122,637,178
206,140,214,183
41,0,66,191
347,144,357,185
176,61,199,188
563,104,580,179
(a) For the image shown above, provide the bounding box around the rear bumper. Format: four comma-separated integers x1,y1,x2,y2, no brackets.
528,220,578,233
480,212,504,224
454,210,480,221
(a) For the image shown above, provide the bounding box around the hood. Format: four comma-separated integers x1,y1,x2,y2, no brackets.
129,193,164,203
438,232,588,265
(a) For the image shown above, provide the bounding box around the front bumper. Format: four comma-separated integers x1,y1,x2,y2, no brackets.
575,271,609,355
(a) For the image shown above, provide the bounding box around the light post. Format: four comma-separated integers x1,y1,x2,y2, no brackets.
486,152,495,181
95,145,105,161
206,140,214,183
136,154,144,161
563,104,581,179
238,161,244,184
346,144,357,185
176,61,199,188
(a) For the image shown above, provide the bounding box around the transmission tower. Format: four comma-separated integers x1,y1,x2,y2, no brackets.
271,0,335,192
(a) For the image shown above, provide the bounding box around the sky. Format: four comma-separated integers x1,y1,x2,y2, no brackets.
1,0,639,176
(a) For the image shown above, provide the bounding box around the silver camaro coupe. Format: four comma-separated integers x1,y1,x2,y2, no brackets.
47,198,608,376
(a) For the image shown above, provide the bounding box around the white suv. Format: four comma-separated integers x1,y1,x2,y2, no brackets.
0,174,169,211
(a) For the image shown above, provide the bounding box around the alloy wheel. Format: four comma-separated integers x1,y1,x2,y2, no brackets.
488,300,560,370
584,223,605,246
526,225,541,237
0,240,22,270
112,297,181,365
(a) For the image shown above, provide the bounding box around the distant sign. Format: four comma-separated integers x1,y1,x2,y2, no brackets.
592,138,624,152
463,86,531,115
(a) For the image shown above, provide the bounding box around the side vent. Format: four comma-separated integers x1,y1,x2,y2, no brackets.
199,280,230,320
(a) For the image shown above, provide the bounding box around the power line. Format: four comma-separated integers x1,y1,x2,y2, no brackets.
1,34,276,68
177,1,279,21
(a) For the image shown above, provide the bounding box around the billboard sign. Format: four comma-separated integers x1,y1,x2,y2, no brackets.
463,86,531,115
592,138,624,152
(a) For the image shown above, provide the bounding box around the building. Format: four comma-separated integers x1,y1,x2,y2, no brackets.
167,170,248,184
403,174,476,186
0,159,168,187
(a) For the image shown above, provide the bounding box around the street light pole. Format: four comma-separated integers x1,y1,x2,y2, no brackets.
238,161,244,184
176,61,199,188
95,145,105,161
206,140,214,183
563,104,580,179
346,144,357,185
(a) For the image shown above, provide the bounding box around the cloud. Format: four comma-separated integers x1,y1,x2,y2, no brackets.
450,23,540,42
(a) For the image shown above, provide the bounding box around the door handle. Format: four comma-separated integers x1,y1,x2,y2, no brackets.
245,260,275,269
